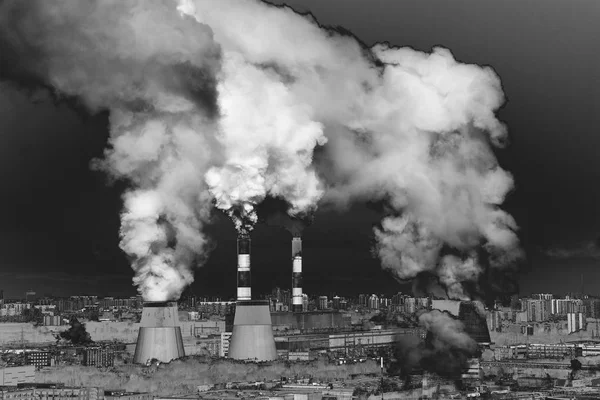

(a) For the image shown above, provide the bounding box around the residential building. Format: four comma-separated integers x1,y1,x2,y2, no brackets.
567,312,586,333
26,351,52,368
220,332,232,358
82,347,115,368
318,296,328,310
368,294,379,310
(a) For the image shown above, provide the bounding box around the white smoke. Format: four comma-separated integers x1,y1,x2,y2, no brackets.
204,51,327,233
180,0,522,298
0,0,221,301
2,0,522,302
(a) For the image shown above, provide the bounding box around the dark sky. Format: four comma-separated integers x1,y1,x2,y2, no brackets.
1,0,599,299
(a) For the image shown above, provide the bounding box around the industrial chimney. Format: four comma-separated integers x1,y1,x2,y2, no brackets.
133,301,185,364
292,236,303,313
237,234,251,301
228,235,277,361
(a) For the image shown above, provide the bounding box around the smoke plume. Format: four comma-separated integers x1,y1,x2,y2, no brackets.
58,317,94,345
0,0,221,301
392,310,479,379
1,0,522,305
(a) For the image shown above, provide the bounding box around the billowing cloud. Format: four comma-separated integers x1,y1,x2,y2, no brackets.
1,0,522,306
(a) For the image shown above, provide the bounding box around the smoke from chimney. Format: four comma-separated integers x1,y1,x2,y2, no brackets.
0,0,522,316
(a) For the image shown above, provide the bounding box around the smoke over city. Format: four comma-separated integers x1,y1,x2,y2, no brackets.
392,310,479,379
0,0,522,315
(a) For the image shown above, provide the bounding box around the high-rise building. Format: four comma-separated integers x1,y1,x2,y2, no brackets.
368,294,380,310
302,294,309,312
332,296,341,310
584,298,600,318
567,312,586,333
318,296,328,310
339,300,348,311
25,290,36,303
358,294,367,307
391,292,403,306
527,299,550,322
551,299,585,315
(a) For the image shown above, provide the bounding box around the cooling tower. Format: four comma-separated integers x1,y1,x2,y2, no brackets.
133,301,185,364
292,236,303,313
237,235,251,301
228,300,278,361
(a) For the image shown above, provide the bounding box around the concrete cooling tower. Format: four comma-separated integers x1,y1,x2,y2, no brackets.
133,301,185,364
228,235,277,361
228,300,278,361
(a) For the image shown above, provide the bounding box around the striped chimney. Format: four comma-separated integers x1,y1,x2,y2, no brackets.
237,235,251,301
292,236,303,312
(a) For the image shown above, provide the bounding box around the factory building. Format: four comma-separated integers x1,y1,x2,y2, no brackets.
270,310,351,331
83,347,115,368
25,351,52,368
0,365,35,386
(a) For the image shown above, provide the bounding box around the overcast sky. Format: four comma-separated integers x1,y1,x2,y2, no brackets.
0,0,599,299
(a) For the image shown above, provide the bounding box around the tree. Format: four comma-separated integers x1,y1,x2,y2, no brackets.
59,317,93,345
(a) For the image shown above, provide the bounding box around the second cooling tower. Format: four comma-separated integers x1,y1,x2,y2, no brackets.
228,300,278,361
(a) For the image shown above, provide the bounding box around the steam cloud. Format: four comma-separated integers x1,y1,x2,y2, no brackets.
1,0,522,304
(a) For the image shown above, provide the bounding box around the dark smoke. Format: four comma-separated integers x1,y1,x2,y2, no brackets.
391,310,479,380
256,196,313,237
58,317,94,345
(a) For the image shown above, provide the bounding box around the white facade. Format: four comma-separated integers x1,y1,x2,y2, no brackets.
567,312,586,333
220,332,232,357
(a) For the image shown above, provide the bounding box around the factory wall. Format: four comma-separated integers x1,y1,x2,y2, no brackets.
329,329,399,349
270,311,350,330
0,320,226,345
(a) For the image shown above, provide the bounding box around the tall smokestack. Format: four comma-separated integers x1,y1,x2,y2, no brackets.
237,235,251,301
292,236,303,313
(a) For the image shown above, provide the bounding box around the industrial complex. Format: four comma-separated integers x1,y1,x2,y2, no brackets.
2,238,600,400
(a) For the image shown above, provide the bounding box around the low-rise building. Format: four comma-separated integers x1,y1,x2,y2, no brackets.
0,366,35,386
0,385,103,400
104,390,151,400
25,351,52,368
82,347,115,368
